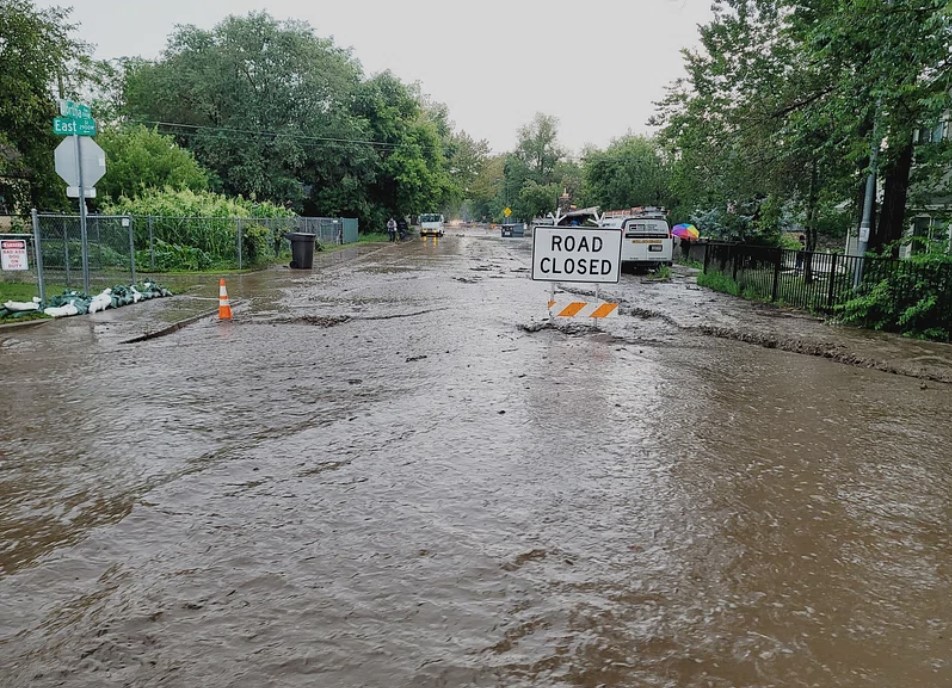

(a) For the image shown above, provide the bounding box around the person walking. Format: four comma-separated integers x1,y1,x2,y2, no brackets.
387,217,397,242
795,233,806,273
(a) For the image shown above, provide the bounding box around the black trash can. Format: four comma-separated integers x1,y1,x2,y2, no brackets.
284,232,317,269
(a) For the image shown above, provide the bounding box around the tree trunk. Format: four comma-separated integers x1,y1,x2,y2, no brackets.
874,139,914,257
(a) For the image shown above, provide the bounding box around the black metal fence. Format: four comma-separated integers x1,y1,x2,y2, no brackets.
693,241,952,339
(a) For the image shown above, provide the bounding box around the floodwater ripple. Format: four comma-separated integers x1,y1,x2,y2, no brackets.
1,231,950,687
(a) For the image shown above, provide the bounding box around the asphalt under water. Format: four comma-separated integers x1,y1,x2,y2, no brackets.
1,230,950,687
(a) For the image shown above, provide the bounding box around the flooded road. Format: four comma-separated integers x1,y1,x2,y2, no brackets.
1,229,950,687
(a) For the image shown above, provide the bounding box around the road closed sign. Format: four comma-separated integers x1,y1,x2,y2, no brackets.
531,227,622,284
1,239,29,271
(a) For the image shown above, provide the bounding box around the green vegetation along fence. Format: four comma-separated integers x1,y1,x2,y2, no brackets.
29,212,359,294
698,241,952,341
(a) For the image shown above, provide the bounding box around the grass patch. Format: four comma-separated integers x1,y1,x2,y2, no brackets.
696,271,742,296
0,281,44,303
698,269,832,314
358,232,390,243
0,310,47,324
0,281,50,323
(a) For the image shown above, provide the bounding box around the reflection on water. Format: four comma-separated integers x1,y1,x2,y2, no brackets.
1,233,950,687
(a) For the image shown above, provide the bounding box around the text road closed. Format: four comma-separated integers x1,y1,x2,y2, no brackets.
531,227,622,284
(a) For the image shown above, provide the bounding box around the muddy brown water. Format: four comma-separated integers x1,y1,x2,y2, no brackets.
1,229,950,687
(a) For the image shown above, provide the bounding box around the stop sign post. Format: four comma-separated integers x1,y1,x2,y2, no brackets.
53,126,105,292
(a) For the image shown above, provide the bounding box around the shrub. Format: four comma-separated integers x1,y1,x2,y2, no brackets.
135,239,213,272
835,255,952,341
241,223,275,266
40,240,130,270
102,188,295,265
41,239,83,269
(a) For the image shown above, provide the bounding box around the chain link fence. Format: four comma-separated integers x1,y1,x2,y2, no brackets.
136,216,356,271
31,214,137,297
0,216,42,298
15,212,359,299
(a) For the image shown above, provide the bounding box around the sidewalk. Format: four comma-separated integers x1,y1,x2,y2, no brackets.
0,274,232,346
0,244,379,344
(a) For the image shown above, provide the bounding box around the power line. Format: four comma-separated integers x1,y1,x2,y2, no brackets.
130,119,400,149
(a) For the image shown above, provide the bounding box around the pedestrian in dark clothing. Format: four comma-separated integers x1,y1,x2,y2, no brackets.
795,233,806,273
397,218,409,241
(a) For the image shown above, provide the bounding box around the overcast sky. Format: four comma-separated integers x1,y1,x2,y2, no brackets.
37,0,714,154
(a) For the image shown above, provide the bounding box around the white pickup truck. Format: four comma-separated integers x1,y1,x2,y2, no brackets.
418,213,445,237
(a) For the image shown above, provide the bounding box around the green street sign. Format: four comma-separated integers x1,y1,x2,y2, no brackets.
59,99,91,119
53,116,97,137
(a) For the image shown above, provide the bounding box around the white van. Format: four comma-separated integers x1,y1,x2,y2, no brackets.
598,208,673,271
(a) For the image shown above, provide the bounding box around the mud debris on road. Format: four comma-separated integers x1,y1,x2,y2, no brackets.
1,229,950,688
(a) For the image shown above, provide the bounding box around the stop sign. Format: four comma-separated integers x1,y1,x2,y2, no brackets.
54,137,106,188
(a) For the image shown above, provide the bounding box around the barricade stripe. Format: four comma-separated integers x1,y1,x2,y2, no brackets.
557,301,587,317
591,303,618,318
548,300,619,318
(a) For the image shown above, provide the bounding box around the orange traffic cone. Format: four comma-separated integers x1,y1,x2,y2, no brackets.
218,278,232,320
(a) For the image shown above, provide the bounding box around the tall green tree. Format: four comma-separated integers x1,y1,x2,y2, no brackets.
654,0,828,243
501,154,530,218
517,180,562,223
582,135,672,210
0,0,93,208
554,159,584,208
468,154,505,222
514,113,565,184
121,12,369,213
495,113,570,221
96,125,210,202
788,0,952,252
351,71,453,228
655,0,952,253
444,130,490,216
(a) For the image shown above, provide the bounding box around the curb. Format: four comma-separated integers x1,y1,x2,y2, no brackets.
0,316,51,332
121,300,245,344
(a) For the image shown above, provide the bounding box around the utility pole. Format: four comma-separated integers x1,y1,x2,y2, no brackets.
853,0,892,288
853,124,878,288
